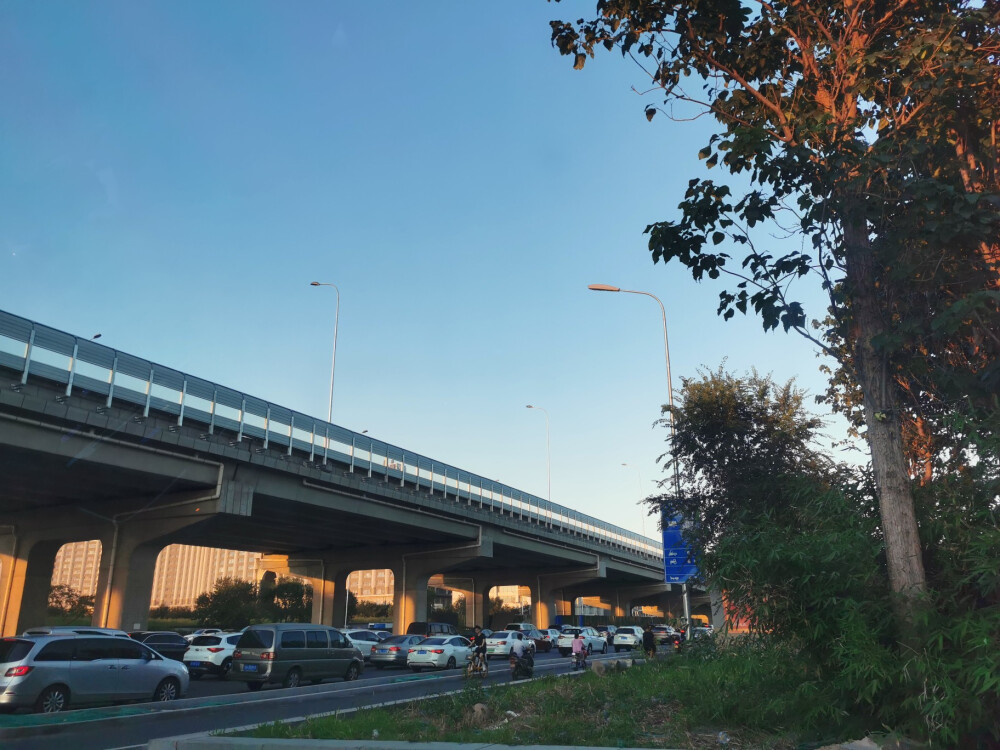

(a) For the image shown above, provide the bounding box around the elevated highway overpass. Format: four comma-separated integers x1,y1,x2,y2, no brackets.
0,309,703,635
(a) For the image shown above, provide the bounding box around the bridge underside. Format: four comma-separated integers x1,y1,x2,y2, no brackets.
1,375,674,636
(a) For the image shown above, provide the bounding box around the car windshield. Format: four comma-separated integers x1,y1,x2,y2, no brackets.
421,637,446,645
237,630,275,649
561,628,581,636
0,638,33,663
491,632,511,640
379,635,411,645
191,635,222,646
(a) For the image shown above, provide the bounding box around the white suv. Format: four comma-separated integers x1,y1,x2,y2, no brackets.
556,626,607,656
183,631,243,679
611,625,643,652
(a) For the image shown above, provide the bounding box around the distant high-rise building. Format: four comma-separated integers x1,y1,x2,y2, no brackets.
51,541,261,609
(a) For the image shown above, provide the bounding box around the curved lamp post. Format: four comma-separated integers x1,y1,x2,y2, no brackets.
588,283,691,633
310,281,340,423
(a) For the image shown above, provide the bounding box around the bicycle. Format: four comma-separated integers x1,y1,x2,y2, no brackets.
466,651,489,678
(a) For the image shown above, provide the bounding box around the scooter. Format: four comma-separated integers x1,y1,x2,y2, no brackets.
571,649,588,671
509,650,534,680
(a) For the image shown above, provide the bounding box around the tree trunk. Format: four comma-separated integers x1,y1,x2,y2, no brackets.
842,212,927,628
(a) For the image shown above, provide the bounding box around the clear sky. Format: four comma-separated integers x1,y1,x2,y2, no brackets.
0,1,854,540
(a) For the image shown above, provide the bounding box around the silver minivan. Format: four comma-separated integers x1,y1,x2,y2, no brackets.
0,634,189,713
230,623,364,691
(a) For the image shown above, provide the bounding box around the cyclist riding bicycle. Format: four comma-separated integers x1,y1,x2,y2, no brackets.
470,625,487,668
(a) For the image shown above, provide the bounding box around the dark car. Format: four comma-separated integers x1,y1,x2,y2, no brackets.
129,631,190,661
525,629,552,653
405,622,458,638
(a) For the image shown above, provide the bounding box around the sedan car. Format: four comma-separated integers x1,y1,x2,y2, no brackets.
612,625,644,652
406,636,471,671
370,634,424,669
652,624,680,644
0,634,188,713
183,631,242,679
525,629,552,652
129,631,190,661
556,626,607,656
342,629,382,661
485,630,535,659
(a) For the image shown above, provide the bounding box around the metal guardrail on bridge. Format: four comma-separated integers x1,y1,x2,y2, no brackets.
0,309,664,561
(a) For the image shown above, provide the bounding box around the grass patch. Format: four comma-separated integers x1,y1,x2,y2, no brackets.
242,641,879,748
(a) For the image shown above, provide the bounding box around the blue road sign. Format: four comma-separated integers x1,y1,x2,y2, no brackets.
662,515,697,583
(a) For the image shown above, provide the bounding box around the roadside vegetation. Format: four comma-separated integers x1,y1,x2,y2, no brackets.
243,642,878,749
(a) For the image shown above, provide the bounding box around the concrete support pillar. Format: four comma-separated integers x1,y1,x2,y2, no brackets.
0,535,64,637
92,513,208,631
328,569,351,629
393,564,430,635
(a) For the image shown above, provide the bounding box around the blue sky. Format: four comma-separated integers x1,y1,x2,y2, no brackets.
0,1,852,539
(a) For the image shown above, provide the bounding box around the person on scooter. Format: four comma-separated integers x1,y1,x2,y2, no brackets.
509,634,533,679
571,631,587,670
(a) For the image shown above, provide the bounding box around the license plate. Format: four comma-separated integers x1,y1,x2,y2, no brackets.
242,664,258,672
417,650,427,655
376,649,388,654
188,661,202,667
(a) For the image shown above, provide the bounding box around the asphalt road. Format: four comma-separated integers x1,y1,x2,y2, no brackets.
1,648,630,750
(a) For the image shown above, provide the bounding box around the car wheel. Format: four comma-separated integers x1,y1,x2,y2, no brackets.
344,662,361,681
283,668,302,689
446,656,457,669
246,682,263,692
153,678,180,702
601,642,608,654
615,646,621,652
35,685,69,713
586,644,593,655
220,658,233,679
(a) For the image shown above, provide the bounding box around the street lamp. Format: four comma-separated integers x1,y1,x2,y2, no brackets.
588,283,691,634
525,404,551,526
310,281,340,424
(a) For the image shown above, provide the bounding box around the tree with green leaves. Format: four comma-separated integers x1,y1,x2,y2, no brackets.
551,0,1000,631
193,577,260,630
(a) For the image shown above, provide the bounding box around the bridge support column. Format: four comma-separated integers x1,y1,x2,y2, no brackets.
0,535,64,637
92,512,209,631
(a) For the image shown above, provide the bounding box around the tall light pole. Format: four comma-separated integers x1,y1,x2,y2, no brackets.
310,281,340,423
588,283,691,634
525,404,551,526
621,462,646,538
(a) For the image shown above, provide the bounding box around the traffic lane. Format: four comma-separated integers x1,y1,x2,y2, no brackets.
6,650,618,750
184,647,574,699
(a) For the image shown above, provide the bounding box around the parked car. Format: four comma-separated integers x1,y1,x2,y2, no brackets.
230,623,364,690
652,624,680,645
404,622,458,638
342,629,382,661
184,628,223,643
0,634,188,713
406,636,472,671
503,622,537,634
128,631,190,661
556,627,607,656
593,624,618,644
21,626,130,638
525,629,552,652
612,626,644,652
183,632,242,679
485,630,535,659
539,628,561,648
370,634,425,669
